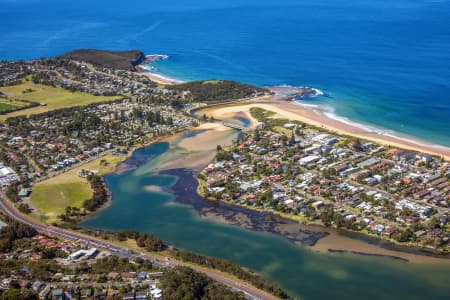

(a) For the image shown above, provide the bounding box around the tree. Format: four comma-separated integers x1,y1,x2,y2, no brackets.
161,266,246,300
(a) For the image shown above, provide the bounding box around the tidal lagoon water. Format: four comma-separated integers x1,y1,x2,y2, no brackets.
82,140,450,300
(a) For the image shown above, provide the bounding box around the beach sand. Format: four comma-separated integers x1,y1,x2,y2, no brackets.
136,67,181,85
178,123,234,152
157,123,238,171
199,96,450,160
310,229,450,265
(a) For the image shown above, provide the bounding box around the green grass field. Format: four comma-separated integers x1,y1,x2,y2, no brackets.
0,81,121,121
31,181,92,223
30,154,127,223
0,98,30,113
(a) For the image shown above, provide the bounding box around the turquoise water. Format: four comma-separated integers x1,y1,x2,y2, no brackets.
1,0,450,146
82,142,450,300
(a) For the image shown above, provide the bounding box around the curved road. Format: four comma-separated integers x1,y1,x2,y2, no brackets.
0,193,279,300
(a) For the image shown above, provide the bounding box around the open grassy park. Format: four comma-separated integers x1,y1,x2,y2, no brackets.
0,81,121,121
0,98,30,113
30,154,127,223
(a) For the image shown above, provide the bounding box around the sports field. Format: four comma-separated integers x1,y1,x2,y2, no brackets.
30,154,126,223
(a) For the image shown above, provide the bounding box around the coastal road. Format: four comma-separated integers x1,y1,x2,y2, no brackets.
0,193,279,300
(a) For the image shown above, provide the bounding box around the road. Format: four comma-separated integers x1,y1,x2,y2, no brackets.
0,193,279,300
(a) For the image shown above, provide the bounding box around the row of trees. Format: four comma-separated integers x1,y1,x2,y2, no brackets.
161,266,246,300
0,217,37,252
136,233,164,252
116,230,165,252
83,175,109,212
173,250,291,299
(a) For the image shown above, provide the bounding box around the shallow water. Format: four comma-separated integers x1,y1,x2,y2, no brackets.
82,141,450,300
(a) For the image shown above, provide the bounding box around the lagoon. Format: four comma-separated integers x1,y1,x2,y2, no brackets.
82,139,450,300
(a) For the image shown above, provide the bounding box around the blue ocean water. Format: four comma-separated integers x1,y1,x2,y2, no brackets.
1,0,449,146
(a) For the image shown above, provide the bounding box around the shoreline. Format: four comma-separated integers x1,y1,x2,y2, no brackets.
192,98,450,263
72,121,450,264
199,95,450,160
137,54,183,85
28,130,192,224
139,68,183,85
202,194,450,264
88,128,193,215
135,54,449,157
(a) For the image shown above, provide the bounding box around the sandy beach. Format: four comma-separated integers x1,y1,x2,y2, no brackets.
309,228,450,265
199,95,450,160
136,66,182,85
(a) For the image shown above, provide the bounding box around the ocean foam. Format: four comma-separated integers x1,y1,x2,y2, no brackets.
142,54,184,83
318,107,450,151
144,71,184,84
146,54,169,60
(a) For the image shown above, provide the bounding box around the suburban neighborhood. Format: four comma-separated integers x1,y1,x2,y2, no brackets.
200,108,450,250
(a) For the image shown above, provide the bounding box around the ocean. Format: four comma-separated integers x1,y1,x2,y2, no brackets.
1,0,449,145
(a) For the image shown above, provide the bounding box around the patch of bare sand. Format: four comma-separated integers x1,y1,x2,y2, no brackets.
200,107,260,129
144,185,164,193
178,124,235,152
157,125,238,171
159,151,218,171
311,230,450,265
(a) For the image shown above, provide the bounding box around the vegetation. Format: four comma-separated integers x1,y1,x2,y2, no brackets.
0,98,35,114
135,233,164,252
250,107,304,131
31,179,92,223
173,250,291,299
161,266,246,300
0,218,37,252
0,257,65,281
79,229,165,252
75,256,154,275
0,81,121,121
55,175,108,225
82,175,109,212
59,49,146,71
0,288,38,300
30,154,126,224
171,80,267,103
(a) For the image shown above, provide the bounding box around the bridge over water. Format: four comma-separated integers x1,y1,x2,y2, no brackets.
222,121,246,131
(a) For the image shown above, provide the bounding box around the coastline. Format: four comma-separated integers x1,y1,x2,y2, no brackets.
198,95,450,160
135,56,450,158
138,68,182,85
137,55,183,85
191,98,450,263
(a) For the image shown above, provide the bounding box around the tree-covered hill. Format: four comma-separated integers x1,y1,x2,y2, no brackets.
170,80,269,103
59,49,146,71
